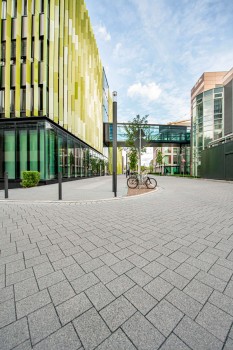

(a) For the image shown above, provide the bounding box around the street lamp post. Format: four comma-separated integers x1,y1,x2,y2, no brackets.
112,91,117,197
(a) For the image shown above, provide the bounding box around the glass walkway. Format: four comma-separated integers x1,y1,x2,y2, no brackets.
104,123,190,147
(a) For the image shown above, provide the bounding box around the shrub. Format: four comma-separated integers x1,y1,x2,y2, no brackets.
21,171,40,188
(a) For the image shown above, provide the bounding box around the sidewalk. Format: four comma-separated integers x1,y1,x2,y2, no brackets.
0,175,129,202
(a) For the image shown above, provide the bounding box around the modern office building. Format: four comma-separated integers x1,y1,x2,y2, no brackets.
191,69,233,178
0,0,118,183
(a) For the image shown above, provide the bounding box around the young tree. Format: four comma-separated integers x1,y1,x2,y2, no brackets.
156,149,163,175
124,114,149,173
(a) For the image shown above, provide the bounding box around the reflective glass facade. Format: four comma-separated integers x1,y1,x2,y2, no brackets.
192,87,224,176
0,118,107,181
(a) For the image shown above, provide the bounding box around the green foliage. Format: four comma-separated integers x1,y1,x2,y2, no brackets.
124,114,149,171
21,171,40,188
156,150,163,165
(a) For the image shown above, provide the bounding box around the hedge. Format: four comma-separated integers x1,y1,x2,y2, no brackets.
21,171,40,188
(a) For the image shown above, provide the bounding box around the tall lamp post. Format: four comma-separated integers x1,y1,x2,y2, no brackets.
112,91,117,197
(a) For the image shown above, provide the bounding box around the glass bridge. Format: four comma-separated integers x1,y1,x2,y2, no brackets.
104,123,190,147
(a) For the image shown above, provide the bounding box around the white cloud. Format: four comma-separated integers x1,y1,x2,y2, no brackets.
95,24,111,41
127,82,161,102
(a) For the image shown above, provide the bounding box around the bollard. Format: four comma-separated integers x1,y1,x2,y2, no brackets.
113,171,117,197
4,172,8,199
58,172,62,200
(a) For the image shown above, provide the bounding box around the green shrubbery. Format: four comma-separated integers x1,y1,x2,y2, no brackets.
21,171,40,188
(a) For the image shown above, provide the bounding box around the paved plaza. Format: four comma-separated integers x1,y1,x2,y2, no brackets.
0,176,233,349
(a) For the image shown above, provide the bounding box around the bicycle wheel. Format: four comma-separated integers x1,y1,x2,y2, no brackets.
127,177,138,189
145,177,157,189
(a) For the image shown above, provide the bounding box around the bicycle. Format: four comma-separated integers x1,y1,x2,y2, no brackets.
127,173,157,189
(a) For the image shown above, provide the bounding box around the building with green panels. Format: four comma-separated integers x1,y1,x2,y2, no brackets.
0,0,113,182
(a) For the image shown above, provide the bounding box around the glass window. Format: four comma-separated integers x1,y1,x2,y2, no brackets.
29,130,38,171
21,39,27,57
4,130,15,179
214,98,222,114
20,89,26,111
11,41,16,58
12,0,17,18
1,42,6,59
10,89,15,112
22,0,27,16
19,129,27,177
39,128,45,179
0,90,4,112
2,1,6,19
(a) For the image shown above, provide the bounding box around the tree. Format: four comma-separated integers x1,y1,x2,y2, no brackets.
156,149,163,174
124,114,149,173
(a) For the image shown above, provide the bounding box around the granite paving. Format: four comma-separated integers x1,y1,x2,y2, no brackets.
0,175,233,349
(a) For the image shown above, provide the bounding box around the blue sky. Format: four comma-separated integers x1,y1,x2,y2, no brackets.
85,0,233,125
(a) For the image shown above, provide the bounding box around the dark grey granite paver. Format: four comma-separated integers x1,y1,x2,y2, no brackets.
28,303,61,345
56,292,92,325
100,253,120,266
0,286,14,303
85,282,115,310
6,259,25,275
100,295,136,331
81,258,104,273
0,298,16,328
96,329,137,350
37,270,66,290
16,289,51,319
174,262,199,280
147,299,183,336
127,254,148,268
166,288,202,319
183,279,213,304
73,307,111,350
224,280,233,299
209,263,233,282
33,323,81,350
126,267,153,287
124,285,157,315
174,316,223,350
13,340,32,350
195,271,227,292
14,277,39,301
122,311,165,350
0,318,29,350
93,265,118,284
6,268,34,286
33,261,54,279
196,302,233,342
111,259,135,275
142,260,166,278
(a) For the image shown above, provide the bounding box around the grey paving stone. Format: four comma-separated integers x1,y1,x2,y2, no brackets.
209,290,233,316
127,254,148,268
223,337,233,350
24,248,41,260
13,340,32,350
141,249,161,262
99,253,120,266
114,248,134,260
0,253,23,267
93,265,118,284
0,285,13,303
124,285,157,315
81,258,104,273
179,246,200,258
175,262,199,280
143,261,167,278
47,249,66,262
160,269,189,289
128,244,146,255
28,303,61,345
25,255,49,268
63,245,84,256
33,323,80,350
0,298,16,328
156,255,180,270
73,251,92,264
144,276,173,301
106,274,135,297
49,280,75,306
33,261,54,279
85,282,115,310
166,288,202,319
197,251,219,264
6,268,34,286
209,263,233,282
62,263,85,281
126,267,153,287
160,333,190,350
89,247,108,258
195,271,227,292
56,292,92,324
96,329,136,350
14,277,39,301
147,299,183,336
0,318,29,350
16,289,51,318
37,270,66,290
71,272,99,294
111,259,134,275
196,302,233,342
100,295,136,331
186,257,213,272
73,307,111,350
0,273,5,288
122,311,165,350
174,316,223,350
183,279,213,304
52,256,76,270
168,250,189,263
224,281,233,299
104,243,121,253
6,259,25,275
